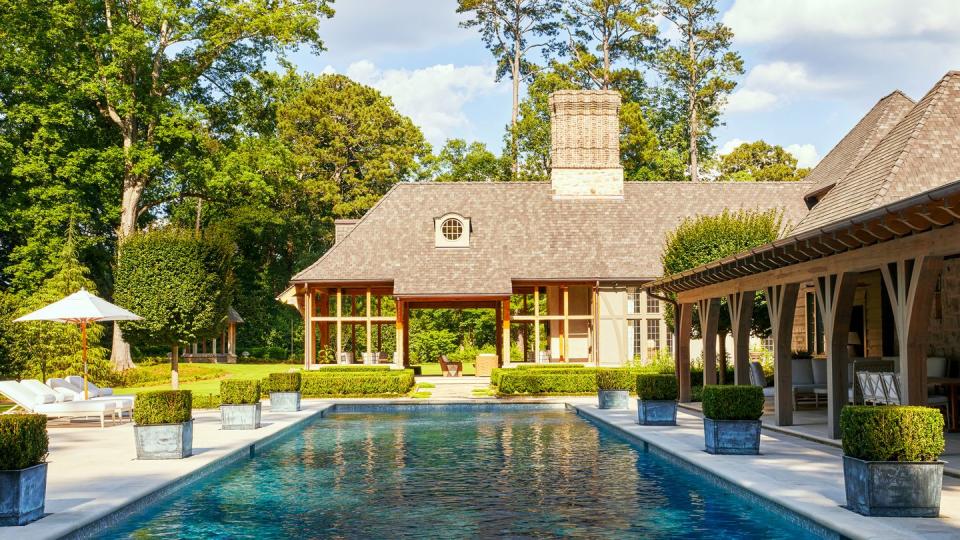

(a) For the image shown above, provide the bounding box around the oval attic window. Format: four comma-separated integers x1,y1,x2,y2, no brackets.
441,218,463,240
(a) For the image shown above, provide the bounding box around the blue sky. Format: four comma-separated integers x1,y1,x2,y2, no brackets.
288,0,960,169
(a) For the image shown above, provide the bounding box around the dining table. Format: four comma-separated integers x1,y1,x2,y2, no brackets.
928,377,960,432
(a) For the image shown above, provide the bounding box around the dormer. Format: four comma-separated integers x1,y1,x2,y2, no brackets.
434,212,470,248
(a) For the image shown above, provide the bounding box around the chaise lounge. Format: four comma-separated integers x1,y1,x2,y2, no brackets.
49,377,135,419
0,380,117,427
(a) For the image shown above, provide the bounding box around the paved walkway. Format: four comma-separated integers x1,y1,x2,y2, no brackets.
416,376,491,399
575,404,960,540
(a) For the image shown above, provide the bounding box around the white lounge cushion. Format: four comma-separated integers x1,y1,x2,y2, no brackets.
0,380,54,406
65,375,113,397
48,378,133,410
33,400,115,414
22,379,72,403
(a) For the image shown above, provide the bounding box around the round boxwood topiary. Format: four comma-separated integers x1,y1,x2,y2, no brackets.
266,372,301,393
134,390,192,425
596,368,634,391
0,414,48,470
840,405,945,462
220,379,261,405
636,374,678,401
701,385,764,420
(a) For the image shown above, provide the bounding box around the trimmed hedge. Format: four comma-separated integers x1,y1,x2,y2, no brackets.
498,371,598,395
596,368,634,391
701,385,764,420
134,390,192,425
491,367,586,387
300,370,415,396
311,365,392,372
220,379,261,405
0,414,48,470
636,374,678,401
192,393,222,409
514,364,585,369
840,406,945,462
265,372,301,393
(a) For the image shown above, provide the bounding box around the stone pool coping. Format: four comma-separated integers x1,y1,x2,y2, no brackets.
572,404,960,540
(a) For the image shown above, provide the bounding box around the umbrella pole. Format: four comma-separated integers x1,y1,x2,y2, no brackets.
81,321,89,400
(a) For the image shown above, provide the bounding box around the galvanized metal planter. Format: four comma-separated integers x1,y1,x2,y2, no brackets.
221,402,261,430
703,418,761,455
637,400,677,425
843,455,944,517
134,420,193,460
597,390,629,410
270,392,301,412
0,463,47,526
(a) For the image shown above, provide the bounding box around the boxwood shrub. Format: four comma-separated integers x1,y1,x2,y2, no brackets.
192,393,222,409
840,406,945,462
265,372,302,393
134,390,192,425
701,385,764,420
220,379,261,405
498,370,598,395
301,370,415,396
596,368,634,391
0,414,48,470
514,364,585,369
491,367,586,387
636,374,678,401
312,365,392,372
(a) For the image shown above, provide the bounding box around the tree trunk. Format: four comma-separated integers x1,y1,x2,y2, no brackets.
171,344,180,389
718,330,728,384
511,34,521,179
687,17,699,182
111,145,144,370
110,327,135,371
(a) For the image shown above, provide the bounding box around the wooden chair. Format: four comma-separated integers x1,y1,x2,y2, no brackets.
439,355,462,377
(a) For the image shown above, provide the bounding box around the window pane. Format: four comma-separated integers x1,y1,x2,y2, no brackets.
647,296,660,314
646,319,660,357
630,320,643,360
628,287,642,315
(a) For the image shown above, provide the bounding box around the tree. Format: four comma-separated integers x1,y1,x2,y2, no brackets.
718,141,810,182
114,229,235,388
458,0,562,174
430,139,510,182
410,329,459,364
655,0,743,182
660,209,781,382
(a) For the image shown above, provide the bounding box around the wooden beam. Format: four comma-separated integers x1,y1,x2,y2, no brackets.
696,298,720,387
815,272,859,439
677,303,693,403
727,290,754,385
765,283,800,426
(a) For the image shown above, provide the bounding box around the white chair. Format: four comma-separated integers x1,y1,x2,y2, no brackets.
65,375,114,397
0,380,116,428
749,361,774,398
48,378,134,420
20,379,74,403
879,372,902,405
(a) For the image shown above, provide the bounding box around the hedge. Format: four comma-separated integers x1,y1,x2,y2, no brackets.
300,371,415,396
134,390,192,425
498,371,598,395
840,406,945,462
514,364,585,369
310,365,392,372
265,372,301,393
192,393,222,409
636,374,678,401
0,414,48,470
220,379,261,405
701,386,764,420
596,368,634,391
491,367,588,387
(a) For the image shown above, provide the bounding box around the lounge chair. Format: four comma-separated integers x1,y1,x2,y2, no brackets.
0,380,116,428
439,355,462,377
48,378,134,419
749,361,774,398
65,375,114,397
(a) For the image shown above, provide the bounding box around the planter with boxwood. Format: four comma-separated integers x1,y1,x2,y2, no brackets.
701,386,764,455
134,391,193,459
0,415,48,526
220,380,261,430
840,406,945,517
596,368,633,409
636,374,678,425
266,372,302,412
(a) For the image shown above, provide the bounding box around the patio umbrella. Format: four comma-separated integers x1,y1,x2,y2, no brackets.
15,288,142,399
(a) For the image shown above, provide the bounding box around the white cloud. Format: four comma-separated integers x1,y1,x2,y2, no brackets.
785,144,820,168
718,138,748,155
725,89,778,113
726,62,845,113
344,60,504,147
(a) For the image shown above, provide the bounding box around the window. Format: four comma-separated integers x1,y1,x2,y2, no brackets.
441,218,463,240
646,296,660,314
647,319,660,357
629,320,643,360
666,331,674,355
763,335,775,353
628,287,642,314
434,213,470,248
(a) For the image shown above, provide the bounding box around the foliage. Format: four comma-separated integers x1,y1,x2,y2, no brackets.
701,385,764,420
410,329,459,364
0,414,48,470
192,394,222,410
110,363,227,389
246,346,291,360
491,366,585,386
636,374,678,400
498,370,598,395
596,368,635,390
133,391,193,425
310,365,392,372
300,371,415,397
220,379,261,405
840,406,945,462
0,292,28,380
265,372,301,393
429,139,510,182
718,141,810,182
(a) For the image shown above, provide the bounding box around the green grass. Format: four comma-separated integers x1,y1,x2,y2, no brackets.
410,391,432,399
416,362,476,376
416,381,436,389
115,363,296,395
471,388,497,397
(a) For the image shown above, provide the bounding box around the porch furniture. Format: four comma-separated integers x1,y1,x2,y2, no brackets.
48,378,135,419
536,350,551,364
475,353,499,377
0,381,117,428
748,361,774,398
338,352,354,365
64,376,114,397
878,372,902,405
791,358,826,409
377,352,390,364
928,377,960,432
362,352,378,365
439,355,462,377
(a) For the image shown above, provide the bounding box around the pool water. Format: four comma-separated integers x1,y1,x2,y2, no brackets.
101,407,825,539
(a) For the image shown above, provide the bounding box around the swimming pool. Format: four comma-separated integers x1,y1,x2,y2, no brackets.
100,406,830,538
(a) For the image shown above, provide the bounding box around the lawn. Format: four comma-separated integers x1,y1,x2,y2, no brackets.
115,363,296,395
416,362,475,376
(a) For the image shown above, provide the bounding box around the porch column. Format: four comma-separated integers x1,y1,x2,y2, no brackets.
394,299,405,367
677,302,693,403
502,298,511,365
727,290,754,385
881,256,943,405
319,293,329,360
336,288,343,362
534,287,541,362
765,283,800,426
696,298,720,386
815,272,859,439
366,288,373,356
303,290,315,369
562,286,570,361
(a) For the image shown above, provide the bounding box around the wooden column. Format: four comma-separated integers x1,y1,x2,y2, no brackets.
351,295,357,355
502,298,511,365
303,290,315,369
696,298,720,387
319,292,329,359
592,284,599,365
727,290,754,385
562,286,569,362
534,287,541,362
495,301,503,362
815,272,859,439
765,283,800,426
336,288,343,362
395,299,404,367
365,288,373,355
376,297,382,352
677,302,693,403
881,256,943,405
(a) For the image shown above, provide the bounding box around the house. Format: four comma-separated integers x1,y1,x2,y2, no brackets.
283,90,810,368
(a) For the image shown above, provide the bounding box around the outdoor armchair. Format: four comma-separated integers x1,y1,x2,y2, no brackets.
439,355,462,377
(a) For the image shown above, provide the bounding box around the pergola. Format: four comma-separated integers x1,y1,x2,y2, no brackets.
645,181,960,438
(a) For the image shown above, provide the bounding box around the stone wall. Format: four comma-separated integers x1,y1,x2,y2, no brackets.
928,259,960,359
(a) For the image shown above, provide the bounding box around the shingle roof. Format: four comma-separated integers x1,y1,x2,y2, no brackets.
794,71,960,235
292,181,811,296
802,91,915,203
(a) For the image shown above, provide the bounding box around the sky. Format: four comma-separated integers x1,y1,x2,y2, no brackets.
288,0,960,170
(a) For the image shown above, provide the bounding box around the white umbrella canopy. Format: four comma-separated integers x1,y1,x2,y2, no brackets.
15,288,142,399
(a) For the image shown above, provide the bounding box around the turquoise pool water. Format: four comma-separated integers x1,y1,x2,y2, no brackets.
101,407,827,539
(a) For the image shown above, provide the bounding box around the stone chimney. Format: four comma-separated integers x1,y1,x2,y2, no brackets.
334,219,359,244
549,90,624,199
